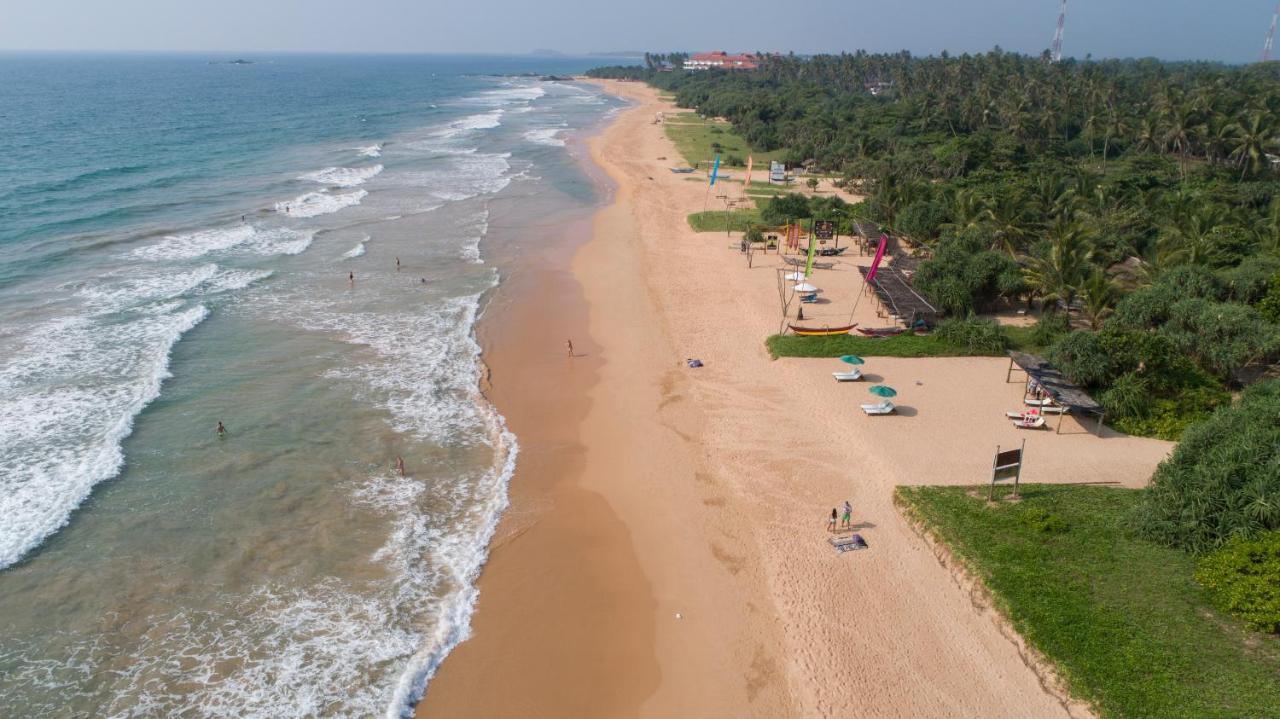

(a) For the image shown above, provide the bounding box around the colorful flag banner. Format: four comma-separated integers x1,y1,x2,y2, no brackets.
866,234,888,283
804,232,818,277
744,155,753,189
709,154,721,186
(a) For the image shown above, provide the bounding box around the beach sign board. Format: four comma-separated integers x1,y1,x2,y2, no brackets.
990,440,1026,500
770,160,786,182
814,220,835,240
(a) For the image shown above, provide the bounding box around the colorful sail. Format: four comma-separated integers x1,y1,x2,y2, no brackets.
866,233,888,283
709,154,721,186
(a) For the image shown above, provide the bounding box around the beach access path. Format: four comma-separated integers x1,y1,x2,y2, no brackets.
419,79,1173,718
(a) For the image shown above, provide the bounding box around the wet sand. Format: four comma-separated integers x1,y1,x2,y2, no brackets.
418,80,1173,718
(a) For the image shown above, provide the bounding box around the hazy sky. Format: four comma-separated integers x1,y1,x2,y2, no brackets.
1,1,1275,63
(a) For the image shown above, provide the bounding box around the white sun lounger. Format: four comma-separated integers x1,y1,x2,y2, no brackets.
860,400,895,415
832,369,863,382
1012,416,1046,429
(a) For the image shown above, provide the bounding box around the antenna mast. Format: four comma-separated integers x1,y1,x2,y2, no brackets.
1264,3,1279,62
1050,0,1067,62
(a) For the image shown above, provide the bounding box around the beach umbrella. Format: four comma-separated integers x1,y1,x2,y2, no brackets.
839,355,865,365
794,282,820,292
784,272,807,281
868,385,897,398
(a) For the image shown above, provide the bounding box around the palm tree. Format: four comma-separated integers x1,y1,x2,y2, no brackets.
1078,268,1119,330
1158,204,1225,267
1228,111,1277,180
1023,218,1094,315
1160,102,1202,178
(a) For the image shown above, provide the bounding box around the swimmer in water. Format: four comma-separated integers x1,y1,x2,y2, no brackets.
217,421,226,437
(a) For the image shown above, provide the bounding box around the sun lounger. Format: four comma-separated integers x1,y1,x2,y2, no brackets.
1023,397,1067,412
832,369,863,382
829,534,869,553
1012,416,1046,429
800,292,819,303
860,400,895,415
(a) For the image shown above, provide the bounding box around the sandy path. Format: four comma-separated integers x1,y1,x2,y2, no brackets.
576,80,1171,718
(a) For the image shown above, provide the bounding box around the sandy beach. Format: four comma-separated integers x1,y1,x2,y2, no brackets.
419,80,1174,718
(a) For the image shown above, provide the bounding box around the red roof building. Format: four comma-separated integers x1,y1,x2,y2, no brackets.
685,51,758,71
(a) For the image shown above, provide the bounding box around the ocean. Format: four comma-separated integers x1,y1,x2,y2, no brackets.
0,53,625,717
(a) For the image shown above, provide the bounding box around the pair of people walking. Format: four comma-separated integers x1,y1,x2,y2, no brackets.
828,501,854,532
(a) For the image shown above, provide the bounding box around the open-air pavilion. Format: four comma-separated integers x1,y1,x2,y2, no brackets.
857,265,939,329
1005,351,1107,434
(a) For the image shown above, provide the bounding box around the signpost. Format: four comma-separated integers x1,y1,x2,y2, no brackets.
813,219,835,240
989,439,1026,501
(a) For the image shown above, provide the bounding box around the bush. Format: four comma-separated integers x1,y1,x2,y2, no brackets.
1019,506,1068,533
760,193,812,225
1029,312,1070,347
1218,256,1280,304
1195,532,1280,633
914,229,1023,315
896,199,949,243
933,316,1008,353
1137,380,1280,552
1159,299,1280,380
1048,330,1113,386
1258,271,1280,323
1108,284,1177,330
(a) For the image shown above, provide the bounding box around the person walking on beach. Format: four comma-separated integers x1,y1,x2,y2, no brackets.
828,508,838,532
216,421,226,438
566,339,574,358
396,456,406,476
841,501,853,529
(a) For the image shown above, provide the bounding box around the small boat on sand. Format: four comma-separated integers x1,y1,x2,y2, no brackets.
788,323,857,336
669,167,696,173
856,327,905,338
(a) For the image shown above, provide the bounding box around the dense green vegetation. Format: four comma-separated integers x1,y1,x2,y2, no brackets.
1196,531,1280,633
1136,380,1280,552
897,485,1280,718
766,317,1036,358
590,52,1280,438
686,208,761,232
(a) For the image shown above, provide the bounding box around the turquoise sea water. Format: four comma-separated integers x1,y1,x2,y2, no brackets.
0,53,624,717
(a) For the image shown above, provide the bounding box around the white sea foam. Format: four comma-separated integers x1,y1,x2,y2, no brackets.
357,144,383,158
342,236,370,259
474,86,545,105
131,226,314,261
0,304,209,570
523,127,566,147
275,190,368,218
430,110,504,140
403,153,511,203
299,165,384,188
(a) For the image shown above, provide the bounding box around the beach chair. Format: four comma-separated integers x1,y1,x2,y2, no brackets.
860,400,895,415
829,534,869,553
1012,415,1046,429
800,292,819,303
832,369,863,382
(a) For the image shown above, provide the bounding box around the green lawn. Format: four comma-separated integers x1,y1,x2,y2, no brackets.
663,114,785,168
687,209,762,233
896,485,1280,719
765,326,1040,358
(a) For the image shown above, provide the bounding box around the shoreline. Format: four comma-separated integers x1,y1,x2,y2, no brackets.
417,80,1173,718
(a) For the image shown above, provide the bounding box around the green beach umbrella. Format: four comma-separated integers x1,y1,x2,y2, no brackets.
868,385,897,398
839,355,865,365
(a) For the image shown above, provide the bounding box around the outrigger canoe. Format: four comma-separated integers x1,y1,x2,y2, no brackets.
788,323,857,336
856,327,906,338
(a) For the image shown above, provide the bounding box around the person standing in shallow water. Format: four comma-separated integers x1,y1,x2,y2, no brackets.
396,456,406,476
566,339,574,357
396,257,401,271
348,271,354,287
216,421,226,438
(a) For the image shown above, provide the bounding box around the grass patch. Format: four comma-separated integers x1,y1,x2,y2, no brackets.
663,114,785,168
896,485,1280,719
687,209,761,233
766,324,1045,358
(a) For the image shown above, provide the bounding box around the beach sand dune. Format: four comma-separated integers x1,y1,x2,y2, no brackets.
419,80,1171,718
